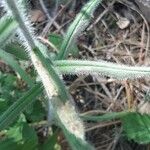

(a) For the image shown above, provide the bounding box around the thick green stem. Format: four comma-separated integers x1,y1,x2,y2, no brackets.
55,60,150,79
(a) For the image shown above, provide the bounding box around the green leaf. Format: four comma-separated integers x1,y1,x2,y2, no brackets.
0,119,38,150
4,43,28,60
57,0,102,59
0,49,34,86
0,139,21,150
0,98,8,113
48,33,79,57
0,16,18,48
32,47,69,103
81,112,150,144
22,123,38,146
0,137,37,150
48,34,63,50
121,113,150,144
55,60,150,80
25,100,45,122
6,115,25,142
0,83,43,130
41,130,60,150
0,73,26,110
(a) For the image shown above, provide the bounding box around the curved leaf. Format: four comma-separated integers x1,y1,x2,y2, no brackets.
121,113,150,144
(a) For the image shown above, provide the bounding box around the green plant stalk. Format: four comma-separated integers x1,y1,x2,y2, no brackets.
55,60,150,79
81,111,130,122
32,47,69,102
5,0,35,48
57,0,102,59
4,43,28,60
52,97,84,136
51,97,91,150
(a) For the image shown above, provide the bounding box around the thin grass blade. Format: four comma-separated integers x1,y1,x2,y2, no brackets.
57,0,102,59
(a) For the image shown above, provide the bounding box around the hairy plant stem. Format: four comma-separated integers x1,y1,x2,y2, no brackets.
5,0,35,48
55,60,150,79
4,0,85,142
5,0,69,103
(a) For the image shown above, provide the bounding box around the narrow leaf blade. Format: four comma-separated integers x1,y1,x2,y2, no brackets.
0,83,42,130
57,0,102,59
0,16,18,47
